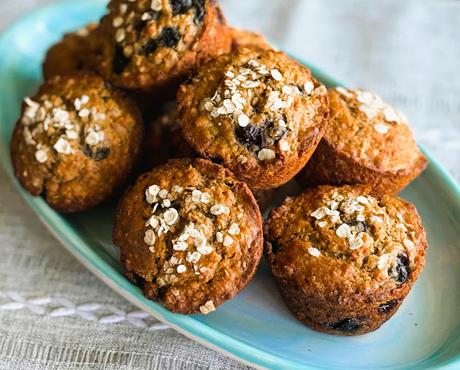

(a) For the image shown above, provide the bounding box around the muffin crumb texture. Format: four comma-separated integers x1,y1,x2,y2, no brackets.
95,0,232,89
300,87,427,193
265,185,427,335
179,48,329,189
114,159,263,314
11,73,143,212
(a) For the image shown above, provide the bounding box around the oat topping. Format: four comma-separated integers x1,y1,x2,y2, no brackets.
335,87,408,135
309,190,416,273
109,0,206,68
308,247,321,257
143,183,242,288
200,57,324,162
20,94,107,163
199,300,216,315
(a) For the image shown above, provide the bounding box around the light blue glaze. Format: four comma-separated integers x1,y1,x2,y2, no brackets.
0,1,459,368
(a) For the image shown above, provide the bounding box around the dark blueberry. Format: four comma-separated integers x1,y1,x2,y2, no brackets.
142,39,158,55
183,74,194,85
212,157,224,165
157,27,181,47
235,124,264,148
94,147,111,161
112,45,130,74
83,145,93,159
378,299,399,313
83,146,111,161
328,318,364,332
134,20,147,35
270,241,283,254
134,12,160,35
192,0,206,23
390,254,410,283
347,220,369,233
170,0,193,15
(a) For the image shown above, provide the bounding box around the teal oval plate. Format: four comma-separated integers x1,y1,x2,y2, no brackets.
1,1,460,369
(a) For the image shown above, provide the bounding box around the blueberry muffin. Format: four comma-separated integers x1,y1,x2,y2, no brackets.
11,72,143,212
230,28,273,51
178,47,329,190
265,185,427,335
299,88,428,194
95,0,232,91
143,102,194,168
43,23,100,80
113,158,263,314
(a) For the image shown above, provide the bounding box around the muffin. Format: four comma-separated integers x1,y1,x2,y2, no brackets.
95,0,232,91
43,23,100,80
113,158,263,314
142,102,194,168
11,72,143,212
265,185,427,335
299,87,428,194
230,28,273,51
178,47,329,190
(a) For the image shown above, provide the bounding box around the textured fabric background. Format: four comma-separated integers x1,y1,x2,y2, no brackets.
0,1,459,369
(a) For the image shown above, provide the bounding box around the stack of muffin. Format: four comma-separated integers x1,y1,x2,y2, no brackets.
11,0,428,335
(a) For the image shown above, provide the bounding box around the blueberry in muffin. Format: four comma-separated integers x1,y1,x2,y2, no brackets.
11,72,143,212
113,158,263,314
178,47,329,190
95,0,232,90
265,185,427,335
299,87,428,194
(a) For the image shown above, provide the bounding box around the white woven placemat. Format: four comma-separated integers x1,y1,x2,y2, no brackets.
0,1,458,369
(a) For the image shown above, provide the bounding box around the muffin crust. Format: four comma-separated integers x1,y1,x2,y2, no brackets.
11,72,143,212
178,47,329,189
300,88,427,193
114,159,263,314
230,28,273,51
43,23,100,80
265,185,427,335
95,0,232,90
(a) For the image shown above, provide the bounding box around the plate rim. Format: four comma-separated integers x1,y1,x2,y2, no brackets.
0,1,460,369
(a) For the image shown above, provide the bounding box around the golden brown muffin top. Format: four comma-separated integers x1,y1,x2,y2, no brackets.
266,185,427,297
18,74,136,165
327,88,424,173
43,23,99,79
107,0,205,62
178,47,329,188
12,72,142,211
114,159,263,314
97,0,230,88
230,28,273,51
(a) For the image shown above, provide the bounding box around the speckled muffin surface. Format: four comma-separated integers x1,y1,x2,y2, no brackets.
113,158,263,314
265,185,427,335
43,23,100,80
300,88,427,194
95,0,232,90
11,72,143,212
142,102,194,168
178,47,329,190
230,28,272,51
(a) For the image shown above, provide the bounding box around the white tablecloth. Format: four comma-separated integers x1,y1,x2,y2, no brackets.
0,1,459,369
